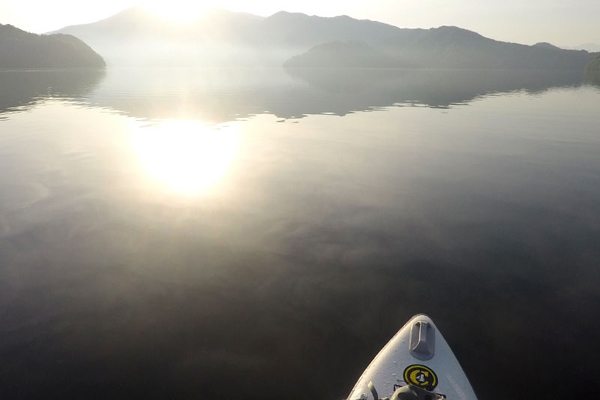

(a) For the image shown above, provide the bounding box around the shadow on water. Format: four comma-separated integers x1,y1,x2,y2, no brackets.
2,212,599,400
0,69,106,116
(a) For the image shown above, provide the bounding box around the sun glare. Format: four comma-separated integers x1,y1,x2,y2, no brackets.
131,120,240,195
142,0,214,22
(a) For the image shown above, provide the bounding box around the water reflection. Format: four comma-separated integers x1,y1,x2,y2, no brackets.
583,69,600,87
131,120,240,194
0,68,589,124
1,69,600,400
85,68,586,123
0,69,105,115
284,68,588,109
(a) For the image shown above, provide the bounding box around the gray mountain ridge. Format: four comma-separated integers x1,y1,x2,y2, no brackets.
0,24,105,68
52,7,593,70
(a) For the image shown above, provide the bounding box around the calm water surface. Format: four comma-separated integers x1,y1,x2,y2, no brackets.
1,68,599,399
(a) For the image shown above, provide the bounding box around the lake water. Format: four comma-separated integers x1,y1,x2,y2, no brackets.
1,68,599,399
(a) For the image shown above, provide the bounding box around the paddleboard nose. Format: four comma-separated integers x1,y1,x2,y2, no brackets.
347,314,478,400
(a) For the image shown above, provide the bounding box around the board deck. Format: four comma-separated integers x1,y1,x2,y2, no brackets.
348,314,477,400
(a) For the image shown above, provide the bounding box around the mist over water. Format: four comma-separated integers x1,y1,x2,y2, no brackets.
0,68,599,400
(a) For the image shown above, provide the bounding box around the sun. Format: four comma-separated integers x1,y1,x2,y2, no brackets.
131,119,241,195
141,0,215,22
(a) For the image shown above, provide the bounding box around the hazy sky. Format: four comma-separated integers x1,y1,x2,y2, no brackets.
1,0,598,47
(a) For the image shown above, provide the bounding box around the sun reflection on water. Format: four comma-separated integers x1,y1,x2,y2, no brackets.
131,119,240,195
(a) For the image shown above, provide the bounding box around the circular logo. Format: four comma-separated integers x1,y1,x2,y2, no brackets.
403,364,438,391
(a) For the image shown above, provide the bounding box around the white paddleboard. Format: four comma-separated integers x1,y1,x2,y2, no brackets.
348,314,477,400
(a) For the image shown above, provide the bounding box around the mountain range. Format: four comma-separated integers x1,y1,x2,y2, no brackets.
53,7,595,70
0,24,105,68
565,43,600,53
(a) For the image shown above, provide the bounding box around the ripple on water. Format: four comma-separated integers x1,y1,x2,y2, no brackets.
0,182,49,211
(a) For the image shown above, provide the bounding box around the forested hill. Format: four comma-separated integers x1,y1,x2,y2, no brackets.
286,26,593,70
585,54,600,72
0,24,105,68
584,53,600,85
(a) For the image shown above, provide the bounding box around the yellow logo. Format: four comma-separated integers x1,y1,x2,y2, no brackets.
403,364,438,391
